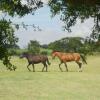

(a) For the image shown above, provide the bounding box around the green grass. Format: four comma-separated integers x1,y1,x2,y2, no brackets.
0,56,100,100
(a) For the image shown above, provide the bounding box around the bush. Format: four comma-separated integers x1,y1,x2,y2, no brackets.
40,51,48,55
8,49,28,56
28,40,40,54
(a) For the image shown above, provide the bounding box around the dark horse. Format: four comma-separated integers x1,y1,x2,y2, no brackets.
20,52,50,72
51,51,87,72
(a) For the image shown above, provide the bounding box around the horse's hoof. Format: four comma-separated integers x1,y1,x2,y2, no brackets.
79,70,82,72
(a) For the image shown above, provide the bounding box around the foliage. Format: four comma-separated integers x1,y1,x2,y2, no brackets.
8,48,28,56
0,0,43,17
40,44,48,49
40,48,52,55
48,37,98,55
49,0,100,40
40,51,48,55
85,37,100,52
0,0,43,70
48,37,83,51
28,40,40,54
0,19,18,70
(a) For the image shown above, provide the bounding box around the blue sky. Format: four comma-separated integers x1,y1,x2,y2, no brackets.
1,2,94,48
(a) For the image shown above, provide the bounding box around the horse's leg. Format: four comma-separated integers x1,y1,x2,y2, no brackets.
42,63,45,72
27,64,31,71
32,64,35,72
45,63,48,72
42,62,48,72
76,61,82,72
64,63,68,72
59,62,63,72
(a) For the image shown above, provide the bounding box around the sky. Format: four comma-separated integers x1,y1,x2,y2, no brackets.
2,0,94,48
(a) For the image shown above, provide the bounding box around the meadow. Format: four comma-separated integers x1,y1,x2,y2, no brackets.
0,55,100,100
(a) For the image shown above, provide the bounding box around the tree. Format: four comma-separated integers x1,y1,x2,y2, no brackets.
49,0,100,40
48,37,82,51
28,40,40,54
0,0,43,70
0,0,43,17
0,19,18,70
48,37,95,55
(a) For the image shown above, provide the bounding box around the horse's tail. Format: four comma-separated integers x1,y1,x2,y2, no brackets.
46,57,51,65
80,54,87,64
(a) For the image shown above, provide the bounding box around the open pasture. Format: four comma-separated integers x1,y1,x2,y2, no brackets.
0,55,100,100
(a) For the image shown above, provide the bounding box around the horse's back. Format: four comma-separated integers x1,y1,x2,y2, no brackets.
72,53,80,61
35,55,48,62
62,52,80,62
28,55,41,63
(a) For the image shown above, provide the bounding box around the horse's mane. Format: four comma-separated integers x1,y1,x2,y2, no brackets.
52,50,61,53
22,52,36,56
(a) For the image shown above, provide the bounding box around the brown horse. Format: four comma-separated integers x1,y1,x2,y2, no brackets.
20,52,50,72
51,51,87,72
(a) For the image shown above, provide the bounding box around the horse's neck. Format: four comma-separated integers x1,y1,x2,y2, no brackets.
56,53,62,59
25,55,31,62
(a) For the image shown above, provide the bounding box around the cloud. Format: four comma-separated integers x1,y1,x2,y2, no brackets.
13,5,94,48
41,0,49,4
21,0,27,5
16,19,93,48
21,0,49,4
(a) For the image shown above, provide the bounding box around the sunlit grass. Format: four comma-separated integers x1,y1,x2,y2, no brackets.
0,56,100,100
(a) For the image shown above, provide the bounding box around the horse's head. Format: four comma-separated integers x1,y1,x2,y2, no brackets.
51,51,62,59
20,52,28,59
51,51,58,59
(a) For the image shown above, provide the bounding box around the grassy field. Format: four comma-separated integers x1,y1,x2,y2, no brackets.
0,55,100,100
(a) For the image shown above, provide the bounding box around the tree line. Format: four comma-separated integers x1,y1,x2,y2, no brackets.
9,37,100,57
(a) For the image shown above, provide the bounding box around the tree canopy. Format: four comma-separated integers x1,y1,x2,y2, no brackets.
48,36,99,55
49,0,100,40
28,40,40,54
0,0,43,17
0,0,42,70
0,19,18,70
